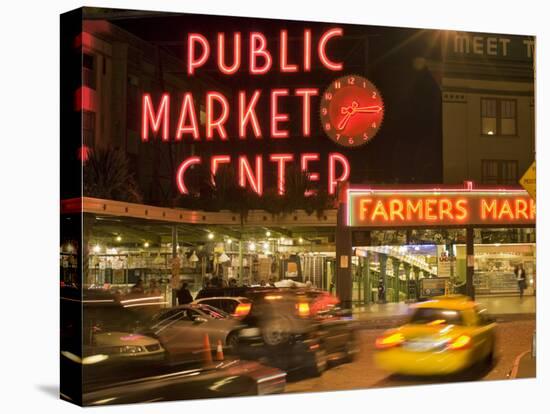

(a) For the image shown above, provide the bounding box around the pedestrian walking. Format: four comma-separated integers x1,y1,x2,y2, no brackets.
177,282,193,305
515,264,527,299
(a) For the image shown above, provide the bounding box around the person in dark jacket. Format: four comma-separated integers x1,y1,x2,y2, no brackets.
515,264,527,299
177,282,193,305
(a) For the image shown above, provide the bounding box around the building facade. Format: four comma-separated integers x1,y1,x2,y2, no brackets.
434,31,535,185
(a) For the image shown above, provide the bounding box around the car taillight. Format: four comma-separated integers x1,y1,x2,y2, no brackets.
375,333,404,349
232,303,251,318
296,302,310,317
447,335,472,350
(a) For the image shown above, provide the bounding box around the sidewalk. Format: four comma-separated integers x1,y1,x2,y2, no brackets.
352,296,535,329
509,351,536,379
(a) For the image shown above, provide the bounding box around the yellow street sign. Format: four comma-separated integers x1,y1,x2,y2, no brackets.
519,161,536,200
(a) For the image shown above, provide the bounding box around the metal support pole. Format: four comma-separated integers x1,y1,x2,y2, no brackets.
171,226,178,306
364,251,371,305
466,227,475,300
391,258,401,303
414,267,420,301
238,240,243,285
403,263,411,301
378,254,388,304
336,198,353,309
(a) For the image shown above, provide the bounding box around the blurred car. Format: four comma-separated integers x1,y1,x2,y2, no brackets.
61,288,165,362
146,304,244,360
374,295,496,376
293,288,360,364
193,296,253,319
61,351,286,406
196,287,358,375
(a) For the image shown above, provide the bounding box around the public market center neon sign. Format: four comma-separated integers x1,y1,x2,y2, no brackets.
140,28,383,196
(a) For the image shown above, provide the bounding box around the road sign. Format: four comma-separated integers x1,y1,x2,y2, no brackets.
519,161,536,200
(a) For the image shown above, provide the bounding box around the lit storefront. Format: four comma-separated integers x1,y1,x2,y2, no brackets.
334,183,536,306
62,181,535,308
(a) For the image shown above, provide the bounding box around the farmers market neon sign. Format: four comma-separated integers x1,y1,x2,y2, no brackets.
347,185,535,227
140,29,353,196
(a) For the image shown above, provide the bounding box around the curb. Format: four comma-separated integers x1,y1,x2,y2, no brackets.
508,350,531,379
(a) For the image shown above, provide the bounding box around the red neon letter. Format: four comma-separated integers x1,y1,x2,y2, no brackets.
515,199,528,219
389,199,405,221
210,155,231,185
271,89,289,138
176,156,201,194
217,32,241,75
301,153,320,196
498,200,515,220
142,93,170,142
304,29,312,72
270,154,294,195
280,30,298,72
425,199,438,221
250,33,272,74
295,88,318,137
176,93,199,140
318,28,343,71
439,199,454,220
372,200,389,221
328,153,350,195
456,199,468,221
481,199,497,220
187,34,210,75
406,199,423,220
238,90,262,138
206,92,229,140
238,155,263,195
359,198,373,221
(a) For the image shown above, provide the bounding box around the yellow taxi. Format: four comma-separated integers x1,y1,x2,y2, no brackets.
374,295,496,376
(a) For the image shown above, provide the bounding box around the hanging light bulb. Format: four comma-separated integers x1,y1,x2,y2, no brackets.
263,242,269,251
116,235,122,242
266,231,271,237
299,237,304,244
208,233,214,240
92,244,101,254
143,242,150,248
249,242,256,252
227,239,232,245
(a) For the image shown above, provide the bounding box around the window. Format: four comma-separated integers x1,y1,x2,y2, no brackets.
481,98,517,136
481,160,518,185
83,53,96,89
82,111,95,148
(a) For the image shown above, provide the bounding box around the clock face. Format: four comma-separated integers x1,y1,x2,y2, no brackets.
320,75,384,147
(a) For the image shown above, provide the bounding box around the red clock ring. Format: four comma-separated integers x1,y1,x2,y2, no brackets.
320,75,385,147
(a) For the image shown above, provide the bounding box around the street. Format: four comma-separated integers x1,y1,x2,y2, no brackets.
286,320,535,393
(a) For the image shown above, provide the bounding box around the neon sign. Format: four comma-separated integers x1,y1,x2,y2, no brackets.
140,28,380,196
347,186,535,227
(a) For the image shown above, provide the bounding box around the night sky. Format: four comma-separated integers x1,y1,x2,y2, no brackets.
93,10,444,188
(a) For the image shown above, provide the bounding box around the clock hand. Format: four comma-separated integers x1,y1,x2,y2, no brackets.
337,112,353,130
354,105,382,113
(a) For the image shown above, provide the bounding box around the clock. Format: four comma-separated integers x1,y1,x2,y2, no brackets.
320,75,384,147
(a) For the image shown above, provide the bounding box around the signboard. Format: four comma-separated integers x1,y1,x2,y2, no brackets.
347,185,535,228
519,161,536,200
445,32,535,62
139,29,386,197
420,278,448,297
